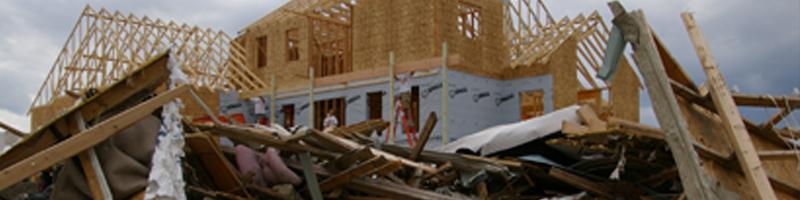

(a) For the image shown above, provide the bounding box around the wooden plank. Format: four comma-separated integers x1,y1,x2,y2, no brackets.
0,52,170,171
309,130,437,173
607,3,723,199
185,133,246,194
0,85,190,189
577,105,606,131
0,121,25,138
758,150,800,160
300,152,323,200
409,112,437,161
730,94,800,108
682,12,777,199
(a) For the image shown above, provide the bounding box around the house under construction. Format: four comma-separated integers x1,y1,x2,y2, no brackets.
231,0,640,145
3,0,798,199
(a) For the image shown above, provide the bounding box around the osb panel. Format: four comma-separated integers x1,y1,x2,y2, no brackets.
240,14,311,91
438,0,509,79
179,88,220,118
549,36,579,110
352,0,436,72
30,95,77,131
609,59,640,122
678,98,799,199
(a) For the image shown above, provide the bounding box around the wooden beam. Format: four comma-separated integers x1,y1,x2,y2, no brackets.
0,121,25,138
410,112,437,161
758,150,800,160
0,52,170,171
762,107,793,129
0,85,190,189
730,94,800,108
607,3,723,199
682,12,777,199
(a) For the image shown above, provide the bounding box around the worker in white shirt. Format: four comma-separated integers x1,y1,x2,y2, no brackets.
323,109,339,132
251,97,268,125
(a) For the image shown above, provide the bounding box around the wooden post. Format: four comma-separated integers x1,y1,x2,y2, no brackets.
682,12,777,199
606,2,725,200
309,68,315,129
388,52,396,144
270,74,277,126
75,114,113,199
441,42,449,145
300,152,323,200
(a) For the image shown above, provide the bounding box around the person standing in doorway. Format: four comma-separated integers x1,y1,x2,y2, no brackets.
251,97,268,126
323,108,339,132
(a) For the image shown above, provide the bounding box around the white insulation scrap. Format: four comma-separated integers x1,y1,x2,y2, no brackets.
145,52,189,200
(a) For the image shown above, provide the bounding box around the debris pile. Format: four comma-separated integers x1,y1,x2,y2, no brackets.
0,2,799,200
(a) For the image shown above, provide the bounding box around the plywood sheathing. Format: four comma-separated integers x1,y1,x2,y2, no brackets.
678,99,800,199
352,0,437,73
240,13,311,92
549,35,579,110
438,0,509,79
609,60,640,122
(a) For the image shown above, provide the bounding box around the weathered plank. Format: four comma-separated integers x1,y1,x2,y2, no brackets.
682,12,777,199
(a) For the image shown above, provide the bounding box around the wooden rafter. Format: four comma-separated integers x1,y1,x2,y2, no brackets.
30,5,267,112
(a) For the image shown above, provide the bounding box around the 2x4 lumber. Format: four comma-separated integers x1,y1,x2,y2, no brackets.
762,107,792,129
0,85,190,190
758,150,800,160
671,80,788,146
74,113,113,200
410,113,437,161
388,52,395,144
310,130,437,173
730,94,800,108
577,105,606,131
0,121,25,138
441,42,449,145
607,3,723,199
682,12,777,199
0,52,170,171
300,152,323,200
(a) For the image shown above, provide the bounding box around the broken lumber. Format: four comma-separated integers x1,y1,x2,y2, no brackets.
608,2,723,199
683,12,777,199
410,112,437,161
0,84,190,189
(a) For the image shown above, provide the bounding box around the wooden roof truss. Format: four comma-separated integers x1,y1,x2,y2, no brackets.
31,5,266,110
505,0,615,90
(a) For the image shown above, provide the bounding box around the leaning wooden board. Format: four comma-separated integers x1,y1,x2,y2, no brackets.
0,51,170,172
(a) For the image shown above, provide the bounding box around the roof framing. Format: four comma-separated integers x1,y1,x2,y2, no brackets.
30,5,266,111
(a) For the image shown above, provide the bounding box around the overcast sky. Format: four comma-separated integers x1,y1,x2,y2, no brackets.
0,0,798,133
